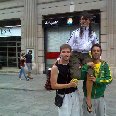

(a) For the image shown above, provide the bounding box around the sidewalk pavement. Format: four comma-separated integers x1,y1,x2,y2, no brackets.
0,74,57,116
0,74,115,116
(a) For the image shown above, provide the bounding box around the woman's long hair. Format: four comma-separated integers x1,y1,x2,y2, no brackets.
79,23,93,38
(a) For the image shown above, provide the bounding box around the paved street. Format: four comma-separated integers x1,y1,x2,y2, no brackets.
0,74,115,116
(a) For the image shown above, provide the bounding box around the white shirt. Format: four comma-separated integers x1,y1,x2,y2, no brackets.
67,27,99,53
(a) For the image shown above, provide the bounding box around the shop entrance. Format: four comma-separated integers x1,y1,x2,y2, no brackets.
0,36,21,67
43,10,100,72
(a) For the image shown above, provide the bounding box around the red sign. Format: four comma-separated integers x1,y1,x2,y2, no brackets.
46,52,60,59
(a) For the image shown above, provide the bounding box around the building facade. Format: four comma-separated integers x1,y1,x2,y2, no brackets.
0,0,116,77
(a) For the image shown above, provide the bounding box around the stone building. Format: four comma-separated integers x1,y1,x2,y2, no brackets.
0,0,116,77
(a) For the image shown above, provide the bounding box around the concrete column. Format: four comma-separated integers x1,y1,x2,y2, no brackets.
24,0,37,47
24,0,38,74
106,0,116,78
106,0,115,66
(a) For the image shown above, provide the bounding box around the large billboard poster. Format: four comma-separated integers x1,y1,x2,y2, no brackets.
43,10,100,69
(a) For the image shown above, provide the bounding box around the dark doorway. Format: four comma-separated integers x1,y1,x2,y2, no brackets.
0,36,21,67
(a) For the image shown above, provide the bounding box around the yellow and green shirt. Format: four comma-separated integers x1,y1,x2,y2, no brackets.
81,60,112,99
94,62,101,78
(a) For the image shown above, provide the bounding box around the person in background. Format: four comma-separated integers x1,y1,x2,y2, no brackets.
81,43,112,116
19,53,29,81
50,44,80,116
67,11,99,111
25,50,33,79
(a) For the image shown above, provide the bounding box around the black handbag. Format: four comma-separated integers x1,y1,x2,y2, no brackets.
54,91,65,107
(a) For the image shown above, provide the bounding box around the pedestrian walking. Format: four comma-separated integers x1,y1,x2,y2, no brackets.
25,50,33,79
19,53,29,81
